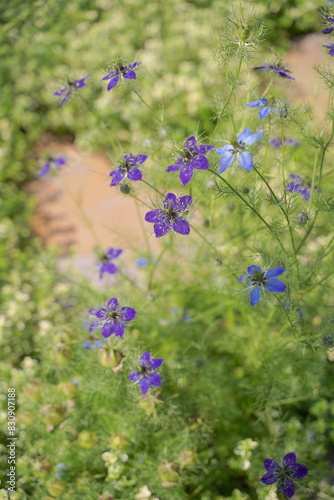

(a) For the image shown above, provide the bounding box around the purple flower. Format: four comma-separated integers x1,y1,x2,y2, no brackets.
246,265,286,306
109,153,147,186
39,156,66,177
145,193,192,238
82,337,105,349
99,248,123,279
286,174,321,201
215,128,264,173
323,43,334,55
102,62,140,91
88,298,136,338
269,137,300,148
260,452,308,498
245,98,290,120
321,11,334,33
128,351,164,394
166,136,213,186
253,64,295,80
54,76,90,105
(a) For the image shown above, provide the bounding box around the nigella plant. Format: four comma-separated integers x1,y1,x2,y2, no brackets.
260,452,308,498
39,156,66,177
245,98,290,120
165,136,214,186
321,12,334,33
269,137,300,148
145,193,192,238
101,62,141,91
253,63,295,80
88,298,136,338
245,265,286,306
98,248,123,278
109,153,148,186
286,174,321,201
215,128,264,173
128,351,164,394
54,76,90,105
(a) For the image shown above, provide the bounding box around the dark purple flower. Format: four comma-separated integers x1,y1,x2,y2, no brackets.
321,11,334,33
99,248,123,279
253,64,295,80
128,351,164,394
88,298,136,338
39,156,66,177
260,452,308,498
166,136,213,186
54,76,90,105
102,62,140,91
286,174,321,201
109,153,147,186
246,265,286,306
269,137,300,148
323,43,334,55
145,193,192,238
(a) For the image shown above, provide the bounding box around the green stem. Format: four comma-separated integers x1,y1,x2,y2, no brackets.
189,223,221,257
132,89,163,125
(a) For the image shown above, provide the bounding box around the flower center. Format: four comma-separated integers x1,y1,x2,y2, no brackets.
250,270,266,285
108,311,120,321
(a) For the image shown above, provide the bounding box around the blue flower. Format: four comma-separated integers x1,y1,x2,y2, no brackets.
323,43,334,55
215,128,264,173
245,98,290,120
321,11,334,33
269,137,300,148
246,265,286,306
102,62,140,91
39,156,66,177
109,153,148,186
98,248,123,278
128,351,164,394
253,64,295,80
145,193,192,238
54,76,90,105
88,298,136,338
260,452,308,498
286,174,321,201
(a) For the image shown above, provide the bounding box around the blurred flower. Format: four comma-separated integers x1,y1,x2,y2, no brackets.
39,157,66,177
128,351,164,394
54,76,90,105
286,174,321,201
321,11,334,33
145,193,192,238
98,248,123,278
88,298,136,338
166,136,213,185
109,154,147,186
82,337,105,349
215,128,264,173
296,212,309,224
245,98,290,120
135,485,159,500
253,64,295,80
260,452,308,498
323,43,334,55
269,137,300,148
102,62,140,90
245,265,286,306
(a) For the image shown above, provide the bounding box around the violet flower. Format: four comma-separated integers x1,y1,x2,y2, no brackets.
260,452,308,498
145,193,192,238
253,64,295,80
321,12,334,33
102,62,140,91
128,351,164,394
99,248,123,278
166,136,213,186
54,76,90,105
109,153,147,186
286,174,321,201
215,128,264,173
246,265,286,306
88,298,136,338
245,98,290,120
39,157,66,177
269,137,300,148
323,43,334,55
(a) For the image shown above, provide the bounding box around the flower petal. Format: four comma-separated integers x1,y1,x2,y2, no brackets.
105,248,123,259
283,453,296,467
260,472,278,485
242,131,264,146
109,170,124,186
265,279,286,293
113,321,125,338
184,136,197,150
59,91,71,105
123,70,137,79
39,163,51,177
250,286,261,306
219,152,235,173
291,464,308,479
138,377,151,394
54,86,69,96
215,144,234,155
127,167,142,181
148,372,162,387
150,357,164,369
192,154,209,170
102,322,114,338
179,165,194,186
163,193,177,209
140,352,151,366
166,162,181,172
99,262,117,278
106,298,119,311
280,479,295,498
173,217,190,235
145,209,165,223
259,108,271,120
175,195,193,212
120,307,136,322
102,70,117,81
237,128,252,143
247,265,262,276
264,459,280,473
107,76,120,90
238,151,253,171
128,369,140,382
154,221,172,237
265,268,286,278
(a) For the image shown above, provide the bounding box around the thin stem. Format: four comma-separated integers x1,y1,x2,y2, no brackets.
132,89,163,125
141,179,164,196
189,223,221,257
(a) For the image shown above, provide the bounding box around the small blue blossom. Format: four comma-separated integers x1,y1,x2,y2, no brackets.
245,265,286,306
128,351,164,394
145,193,192,238
323,43,334,55
321,11,334,33
54,76,90,105
253,64,295,80
109,153,148,186
286,174,321,201
39,156,66,177
98,248,123,279
269,137,300,148
166,136,213,186
245,98,290,120
102,62,140,91
215,128,264,173
88,298,136,338
261,452,308,498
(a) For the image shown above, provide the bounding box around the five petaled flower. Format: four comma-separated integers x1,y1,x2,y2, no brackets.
253,64,295,80
54,76,90,105
145,193,192,238
39,157,66,177
109,153,147,186
245,98,290,120
286,174,321,201
166,136,213,186
246,265,286,306
102,62,141,91
215,128,264,173
128,351,164,394
260,452,308,498
98,248,123,279
88,298,136,338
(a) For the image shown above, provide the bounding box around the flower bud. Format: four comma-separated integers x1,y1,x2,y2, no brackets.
109,433,127,451
51,345,72,365
98,348,124,369
77,430,97,449
45,479,67,497
157,461,180,483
